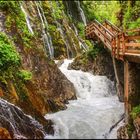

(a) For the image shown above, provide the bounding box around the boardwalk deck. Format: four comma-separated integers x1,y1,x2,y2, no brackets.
85,19,140,63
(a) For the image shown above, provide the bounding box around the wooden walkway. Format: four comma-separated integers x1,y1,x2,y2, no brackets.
85,19,140,63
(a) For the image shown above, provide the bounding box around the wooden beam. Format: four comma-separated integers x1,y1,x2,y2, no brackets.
125,43,140,47
126,50,140,54
125,28,140,33
117,36,120,59
104,19,122,32
125,36,140,40
124,61,129,122
124,54,140,63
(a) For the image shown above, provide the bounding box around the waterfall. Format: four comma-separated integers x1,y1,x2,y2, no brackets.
56,22,70,59
72,23,78,36
20,2,34,35
72,23,88,51
35,1,54,59
76,1,87,26
45,59,124,139
50,1,72,59
0,98,45,139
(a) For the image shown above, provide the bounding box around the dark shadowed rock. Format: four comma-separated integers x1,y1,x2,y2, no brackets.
0,98,45,139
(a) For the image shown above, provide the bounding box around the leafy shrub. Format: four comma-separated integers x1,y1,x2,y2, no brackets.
0,1,20,14
127,123,135,138
0,32,20,71
77,22,84,38
4,1,33,48
130,104,140,119
87,47,99,60
17,70,32,81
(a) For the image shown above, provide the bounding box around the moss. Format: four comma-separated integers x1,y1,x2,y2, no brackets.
130,104,140,120
77,22,85,38
0,32,20,70
127,123,135,138
0,32,20,85
17,70,32,82
5,2,34,49
13,78,29,101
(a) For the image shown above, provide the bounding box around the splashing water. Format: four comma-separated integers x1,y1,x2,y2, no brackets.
20,2,34,35
35,1,54,59
76,1,87,26
45,59,124,139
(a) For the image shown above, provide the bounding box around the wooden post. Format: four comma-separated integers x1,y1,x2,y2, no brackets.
124,60,129,123
117,35,120,59
114,38,116,58
122,33,125,55
112,39,114,54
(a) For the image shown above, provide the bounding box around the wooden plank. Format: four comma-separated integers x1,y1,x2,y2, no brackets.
104,19,122,32
125,28,140,33
93,29,112,50
93,23,113,42
126,50,140,54
125,43,140,47
124,54,140,63
125,36,140,40
94,19,114,37
122,33,126,55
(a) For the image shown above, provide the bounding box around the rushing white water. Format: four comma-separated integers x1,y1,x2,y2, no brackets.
45,59,124,139
35,2,54,59
20,3,34,35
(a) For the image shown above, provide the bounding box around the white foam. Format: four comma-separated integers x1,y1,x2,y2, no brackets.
45,59,124,139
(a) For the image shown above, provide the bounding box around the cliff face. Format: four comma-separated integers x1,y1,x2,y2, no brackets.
0,1,80,134
0,99,45,139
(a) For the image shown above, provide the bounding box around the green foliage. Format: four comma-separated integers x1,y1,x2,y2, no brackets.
123,1,140,29
128,18,140,29
77,22,84,38
0,1,20,14
17,70,32,81
86,45,100,60
14,79,29,101
85,40,93,48
51,1,64,20
82,1,96,21
48,25,57,32
0,32,20,71
5,1,33,48
83,1,120,25
127,123,135,138
130,104,140,119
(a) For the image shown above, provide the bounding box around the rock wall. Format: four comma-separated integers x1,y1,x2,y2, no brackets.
128,62,140,108
117,62,140,139
0,1,76,134
0,99,45,139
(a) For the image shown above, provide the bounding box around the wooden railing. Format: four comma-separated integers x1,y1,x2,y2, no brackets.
85,19,140,61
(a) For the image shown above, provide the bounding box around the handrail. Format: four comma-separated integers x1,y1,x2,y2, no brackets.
85,19,140,61
104,19,122,32
125,28,140,33
92,22,112,42
94,19,114,37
